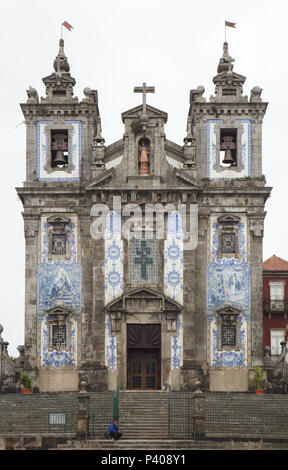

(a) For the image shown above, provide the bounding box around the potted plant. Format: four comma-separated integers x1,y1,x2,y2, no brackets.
20,372,33,394
253,366,265,394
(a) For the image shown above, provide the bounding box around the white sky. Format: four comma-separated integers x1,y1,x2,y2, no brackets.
1,0,288,355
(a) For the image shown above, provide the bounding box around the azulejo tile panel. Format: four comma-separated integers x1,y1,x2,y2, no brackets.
105,314,117,370
104,212,123,371
37,214,81,368
171,313,183,371
36,120,82,181
165,212,183,370
104,212,123,305
206,119,251,179
39,315,78,367
208,316,248,368
207,214,251,368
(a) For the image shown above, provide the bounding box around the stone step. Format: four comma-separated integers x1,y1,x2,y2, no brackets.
119,400,168,404
119,421,168,426
120,408,167,412
120,411,168,414
55,439,255,450
120,418,167,422
116,391,170,439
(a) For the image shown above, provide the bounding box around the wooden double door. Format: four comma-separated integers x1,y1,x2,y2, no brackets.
128,349,160,390
127,324,161,390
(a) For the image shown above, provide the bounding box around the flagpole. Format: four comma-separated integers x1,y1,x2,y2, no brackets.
61,23,63,39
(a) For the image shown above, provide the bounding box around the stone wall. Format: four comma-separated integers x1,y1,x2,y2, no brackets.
0,393,78,434
205,393,288,438
1,391,288,442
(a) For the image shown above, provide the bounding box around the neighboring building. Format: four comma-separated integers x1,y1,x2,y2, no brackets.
15,38,271,393
263,255,288,356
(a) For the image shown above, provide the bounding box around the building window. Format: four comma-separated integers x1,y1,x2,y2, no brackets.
222,325,236,348
216,306,241,351
47,216,71,259
47,307,71,351
221,232,236,254
130,233,158,286
270,329,285,355
52,324,67,348
269,281,285,311
217,214,240,259
52,234,67,255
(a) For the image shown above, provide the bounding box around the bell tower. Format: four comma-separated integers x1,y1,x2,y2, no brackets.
182,42,272,391
16,38,105,391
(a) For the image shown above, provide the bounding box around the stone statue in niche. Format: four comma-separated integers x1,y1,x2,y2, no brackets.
139,139,150,175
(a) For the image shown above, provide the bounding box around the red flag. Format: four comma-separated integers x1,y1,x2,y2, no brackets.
225,21,236,28
62,21,73,31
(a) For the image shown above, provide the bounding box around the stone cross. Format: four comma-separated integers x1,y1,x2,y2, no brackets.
135,240,153,280
134,82,155,114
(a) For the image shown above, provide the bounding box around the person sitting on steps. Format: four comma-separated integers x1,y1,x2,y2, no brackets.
107,419,123,441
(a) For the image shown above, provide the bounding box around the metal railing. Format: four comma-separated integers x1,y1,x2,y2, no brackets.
88,389,118,438
168,387,194,438
263,299,288,314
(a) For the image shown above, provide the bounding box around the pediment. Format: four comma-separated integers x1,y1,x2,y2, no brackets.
121,104,168,123
42,73,76,85
175,169,205,187
85,168,115,189
216,305,242,316
47,215,71,225
45,305,72,316
217,214,240,225
105,287,182,313
213,71,246,84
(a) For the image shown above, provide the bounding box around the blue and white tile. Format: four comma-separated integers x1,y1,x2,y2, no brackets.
207,213,251,368
36,120,82,181
104,211,123,305
104,212,123,370
209,316,248,368
38,214,81,368
165,212,183,370
39,315,78,367
105,314,117,370
171,313,183,370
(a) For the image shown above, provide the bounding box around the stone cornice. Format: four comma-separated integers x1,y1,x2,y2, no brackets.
121,104,168,123
20,101,100,119
188,100,268,119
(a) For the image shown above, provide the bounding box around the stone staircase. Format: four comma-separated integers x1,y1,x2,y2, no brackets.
118,391,169,439
54,438,275,451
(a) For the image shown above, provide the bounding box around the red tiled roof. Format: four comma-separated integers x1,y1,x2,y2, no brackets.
263,255,288,271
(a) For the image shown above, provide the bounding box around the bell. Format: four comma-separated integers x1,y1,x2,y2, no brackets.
53,150,67,167
220,135,236,150
222,149,235,165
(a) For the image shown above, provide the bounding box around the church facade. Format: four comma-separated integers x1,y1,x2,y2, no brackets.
16,39,271,392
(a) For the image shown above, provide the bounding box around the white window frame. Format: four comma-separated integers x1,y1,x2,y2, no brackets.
270,329,285,356
269,281,285,311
